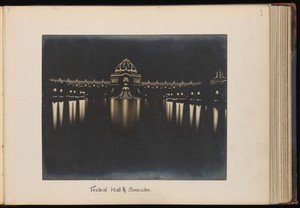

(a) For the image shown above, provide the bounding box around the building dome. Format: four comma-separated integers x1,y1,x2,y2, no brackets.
110,58,142,88
115,58,137,73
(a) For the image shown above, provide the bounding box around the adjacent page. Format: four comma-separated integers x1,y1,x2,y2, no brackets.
269,5,295,204
3,5,270,204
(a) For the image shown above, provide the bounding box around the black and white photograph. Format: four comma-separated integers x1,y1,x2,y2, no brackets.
42,35,227,180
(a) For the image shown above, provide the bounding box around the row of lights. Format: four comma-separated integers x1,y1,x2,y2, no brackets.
191,92,201,95
117,68,136,72
53,88,63,93
165,91,201,96
54,87,203,97
69,90,86,94
53,88,87,94
74,84,106,87
146,85,177,89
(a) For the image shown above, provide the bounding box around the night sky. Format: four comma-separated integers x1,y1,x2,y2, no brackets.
42,35,227,83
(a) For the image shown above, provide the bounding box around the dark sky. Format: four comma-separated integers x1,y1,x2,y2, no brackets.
42,35,227,83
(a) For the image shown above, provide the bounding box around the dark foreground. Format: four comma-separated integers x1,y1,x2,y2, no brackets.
42,98,226,180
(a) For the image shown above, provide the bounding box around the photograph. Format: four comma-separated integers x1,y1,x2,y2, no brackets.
42,35,227,180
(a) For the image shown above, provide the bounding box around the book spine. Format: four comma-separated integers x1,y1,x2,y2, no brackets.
290,3,298,205
269,4,297,204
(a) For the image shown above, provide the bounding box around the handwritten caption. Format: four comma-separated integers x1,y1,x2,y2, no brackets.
89,185,150,194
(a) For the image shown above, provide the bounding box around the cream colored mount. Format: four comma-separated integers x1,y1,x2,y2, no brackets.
0,7,3,205
269,5,293,204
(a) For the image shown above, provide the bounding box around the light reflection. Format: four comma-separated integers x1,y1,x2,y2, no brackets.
169,102,173,122
189,104,194,127
164,102,203,130
73,100,77,124
69,100,73,124
58,101,64,127
79,99,86,123
179,103,184,125
213,107,219,133
52,102,58,129
166,101,173,122
104,98,107,109
85,99,89,111
175,102,184,125
195,105,202,130
110,98,141,132
175,102,180,124
136,99,140,120
144,99,150,110
110,98,115,118
122,99,128,128
68,100,77,125
52,97,226,135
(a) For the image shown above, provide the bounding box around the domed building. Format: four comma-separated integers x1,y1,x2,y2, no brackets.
110,58,142,98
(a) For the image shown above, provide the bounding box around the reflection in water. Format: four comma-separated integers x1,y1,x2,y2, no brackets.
145,99,149,110
195,105,202,130
213,107,218,133
52,102,58,129
180,103,184,125
166,101,223,132
51,98,225,135
79,99,86,123
110,98,141,132
58,101,64,127
85,99,89,111
68,101,72,125
122,99,128,128
69,100,77,125
176,103,184,125
46,96,227,180
110,98,115,119
73,101,77,123
104,98,107,109
48,98,226,179
136,99,140,120
166,101,173,122
175,103,179,124
189,104,194,127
